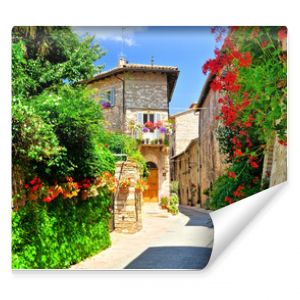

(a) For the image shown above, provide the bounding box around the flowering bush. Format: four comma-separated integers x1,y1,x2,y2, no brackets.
203,26,287,209
135,178,149,192
119,177,131,192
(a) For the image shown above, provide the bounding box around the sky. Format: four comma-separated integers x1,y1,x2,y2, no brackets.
73,26,221,115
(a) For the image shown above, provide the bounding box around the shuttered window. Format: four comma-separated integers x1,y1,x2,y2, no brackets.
99,88,116,107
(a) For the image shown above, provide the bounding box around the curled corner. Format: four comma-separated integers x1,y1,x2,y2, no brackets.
206,181,287,266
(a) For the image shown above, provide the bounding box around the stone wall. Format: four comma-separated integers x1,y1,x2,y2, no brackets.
140,146,170,199
87,76,124,132
198,90,226,206
173,140,200,206
114,161,142,233
269,136,287,186
124,72,168,110
87,72,169,131
171,110,199,156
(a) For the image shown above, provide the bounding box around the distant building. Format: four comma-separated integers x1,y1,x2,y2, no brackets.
169,103,199,181
83,58,179,202
171,74,227,207
171,138,200,206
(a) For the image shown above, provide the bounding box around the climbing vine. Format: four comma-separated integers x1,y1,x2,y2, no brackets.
203,26,287,209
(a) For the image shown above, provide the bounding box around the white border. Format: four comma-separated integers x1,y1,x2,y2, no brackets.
1,1,299,299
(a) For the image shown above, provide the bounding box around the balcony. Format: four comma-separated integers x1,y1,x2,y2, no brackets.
139,130,169,146
127,120,174,147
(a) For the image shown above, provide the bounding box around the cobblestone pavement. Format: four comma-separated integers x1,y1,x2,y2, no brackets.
70,204,214,270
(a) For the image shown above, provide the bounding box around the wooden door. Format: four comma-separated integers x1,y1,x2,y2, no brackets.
143,169,158,202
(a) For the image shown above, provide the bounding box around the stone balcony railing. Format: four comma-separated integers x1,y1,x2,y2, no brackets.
130,129,169,146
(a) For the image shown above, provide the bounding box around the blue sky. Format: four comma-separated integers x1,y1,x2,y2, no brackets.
73,26,221,115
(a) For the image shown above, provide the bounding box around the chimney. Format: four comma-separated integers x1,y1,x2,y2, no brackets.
118,57,127,67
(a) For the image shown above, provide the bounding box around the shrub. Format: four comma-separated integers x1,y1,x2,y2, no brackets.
29,86,115,181
170,181,179,195
167,193,179,215
12,191,111,269
100,131,148,176
160,196,169,209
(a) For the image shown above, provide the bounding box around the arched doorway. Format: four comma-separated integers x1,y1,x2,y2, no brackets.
143,162,158,202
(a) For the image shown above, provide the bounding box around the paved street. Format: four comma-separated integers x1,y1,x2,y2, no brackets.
71,204,214,270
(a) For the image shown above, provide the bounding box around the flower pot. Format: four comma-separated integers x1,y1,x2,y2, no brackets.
81,190,89,201
119,187,129,194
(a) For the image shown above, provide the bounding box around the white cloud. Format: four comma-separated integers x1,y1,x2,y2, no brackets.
72,26,146,47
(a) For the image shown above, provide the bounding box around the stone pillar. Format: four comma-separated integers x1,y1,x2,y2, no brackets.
114,160,142,233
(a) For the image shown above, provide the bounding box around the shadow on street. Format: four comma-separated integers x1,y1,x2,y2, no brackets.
124,246,212,269
179,206,214,228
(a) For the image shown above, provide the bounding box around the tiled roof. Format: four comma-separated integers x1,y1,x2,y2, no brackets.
82,62,179,102
82,63,179,84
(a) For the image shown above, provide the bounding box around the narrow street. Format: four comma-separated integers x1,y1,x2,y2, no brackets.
71,204,214,270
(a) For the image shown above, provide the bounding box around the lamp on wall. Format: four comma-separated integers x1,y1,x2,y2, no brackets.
162,168,167,177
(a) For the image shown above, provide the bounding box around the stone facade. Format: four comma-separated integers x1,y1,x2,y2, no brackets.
88,76,124,132
169,104,199,180
269,136,287,186
170,106,199,157
172,139,200,206
114,161,142,233
85,61,179,203
197,84,226,206
125,72,168,110
140,146,170,199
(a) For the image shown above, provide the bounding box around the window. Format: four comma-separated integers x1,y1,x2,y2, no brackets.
99,88,115,108
136,113,162,125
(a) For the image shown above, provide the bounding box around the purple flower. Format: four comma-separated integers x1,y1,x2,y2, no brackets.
142,127,149,133
101,101,111,109
159,127,167,134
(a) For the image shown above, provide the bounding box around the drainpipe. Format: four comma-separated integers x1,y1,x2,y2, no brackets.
115,75,126,132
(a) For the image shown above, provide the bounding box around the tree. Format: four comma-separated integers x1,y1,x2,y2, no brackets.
12,26,105,98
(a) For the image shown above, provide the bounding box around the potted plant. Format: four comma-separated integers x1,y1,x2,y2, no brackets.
160,196,169,209
119,177,131,193
167,193,179,215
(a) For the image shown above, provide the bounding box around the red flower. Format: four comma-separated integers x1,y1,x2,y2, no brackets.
144,121,155,129
224,196,233,204
43,196,52,203
278,139,287,146
210,79,223,91
250,161,259,169
233,184,245,198
238,52,252,68
239,130,247,136
278,27,287,42
252,176,260,184
234,149,243,157
261,40,269,48
24,184,29,189
228,171,237,179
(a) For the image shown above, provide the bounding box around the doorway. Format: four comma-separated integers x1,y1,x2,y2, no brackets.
143,162,158,202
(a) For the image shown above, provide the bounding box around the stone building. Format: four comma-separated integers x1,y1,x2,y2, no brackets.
83,58,179,202
196,74,226,206
171,138,200,206
169,103,199,180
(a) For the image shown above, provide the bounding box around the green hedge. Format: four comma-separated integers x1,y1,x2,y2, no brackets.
12,191,111,269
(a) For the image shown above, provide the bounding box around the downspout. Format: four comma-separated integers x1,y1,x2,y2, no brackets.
195,108,202,208
115,75,126,132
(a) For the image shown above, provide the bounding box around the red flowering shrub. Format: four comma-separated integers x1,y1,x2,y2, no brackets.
204,26,286,210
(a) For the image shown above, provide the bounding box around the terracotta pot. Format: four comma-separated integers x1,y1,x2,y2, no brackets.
81,190,89,201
